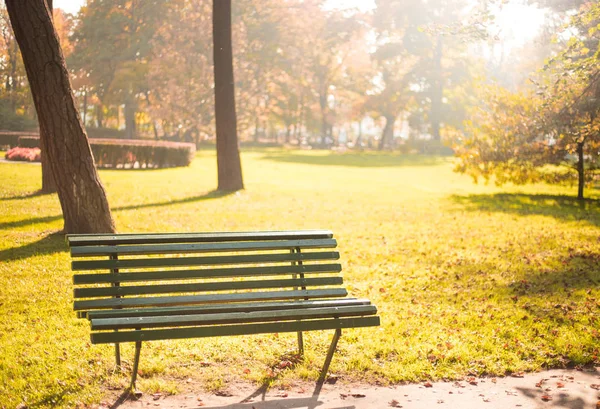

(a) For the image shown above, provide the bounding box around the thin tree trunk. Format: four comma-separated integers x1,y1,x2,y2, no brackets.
124,97,136,139
379,114,395,151
96,104,104,128
6,0,115,233
430,35,443,142
40,0,56,193
213,0,243,191
576,141,585,201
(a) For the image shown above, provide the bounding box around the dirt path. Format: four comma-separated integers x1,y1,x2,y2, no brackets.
108,368,599,409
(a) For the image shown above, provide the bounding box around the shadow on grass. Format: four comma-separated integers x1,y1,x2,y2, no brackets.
0,189,52,202
0,189,235,231
0,231,66,262
262,151,445,168
451,193,600,226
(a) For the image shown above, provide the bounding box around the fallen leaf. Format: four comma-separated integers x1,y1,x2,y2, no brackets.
243,368,251,374
275,392,288,398
591,384,600,390
535,379,544,388
423,381,433,388
556,382,565,388
152,393,162,401
351,394,366,398
512,372,525,378
467,377,478,386
541,395,553,402
389,399,402,407
483,397,491,402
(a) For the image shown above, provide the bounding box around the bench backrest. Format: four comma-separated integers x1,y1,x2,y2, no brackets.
67,230,347,318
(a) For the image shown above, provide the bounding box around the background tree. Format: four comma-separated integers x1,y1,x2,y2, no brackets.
453,3,600,200
5,0,115,233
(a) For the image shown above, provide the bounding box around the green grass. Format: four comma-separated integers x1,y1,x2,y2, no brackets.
1,148,599,408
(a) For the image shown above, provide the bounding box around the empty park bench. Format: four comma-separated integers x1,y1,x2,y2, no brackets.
67,230,380,389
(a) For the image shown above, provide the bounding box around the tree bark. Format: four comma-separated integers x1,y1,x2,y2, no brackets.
124,96,137,139
40,0,56,194
213,0,243,191
6,0,115,233
576,140,585,201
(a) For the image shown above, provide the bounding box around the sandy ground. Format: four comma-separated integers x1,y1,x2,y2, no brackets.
107,368,599,409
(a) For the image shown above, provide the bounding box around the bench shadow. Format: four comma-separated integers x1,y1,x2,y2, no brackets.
262,151,444,168
450,193,600,226
0,231,65,262
515,387,587,409
0,189,234,231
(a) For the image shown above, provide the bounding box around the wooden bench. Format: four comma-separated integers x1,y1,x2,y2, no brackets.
67,230,380,389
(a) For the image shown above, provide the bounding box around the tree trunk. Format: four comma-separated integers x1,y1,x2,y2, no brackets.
124,97,136,139
6,0,115,234
96,104,104,128
430,35,443,142
379,114,395,150
40,0,56,194
576,140,585,201
213,0,243,191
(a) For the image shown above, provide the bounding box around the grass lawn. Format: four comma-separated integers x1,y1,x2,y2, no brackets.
1,148,599,408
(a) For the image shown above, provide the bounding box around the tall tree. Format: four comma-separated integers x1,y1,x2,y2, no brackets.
40,0,56,193
6,0,115,233
213,0,244,191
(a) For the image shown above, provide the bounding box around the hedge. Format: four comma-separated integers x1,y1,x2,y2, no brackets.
16,136,195,169
0,131,39,149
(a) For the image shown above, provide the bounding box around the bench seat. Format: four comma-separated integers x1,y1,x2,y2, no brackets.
67,230,380,390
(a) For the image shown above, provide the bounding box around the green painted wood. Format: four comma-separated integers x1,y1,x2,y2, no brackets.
84,299,372,319
74,288,348,311
67,230,333,246
91,316,381,344
71,239,337,257
72,251,340,271
91,305,378,330
74,276,343,298
73,264,342,285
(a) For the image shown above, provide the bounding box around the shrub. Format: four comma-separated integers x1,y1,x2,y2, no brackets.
16,136,195,168
5,146,41,162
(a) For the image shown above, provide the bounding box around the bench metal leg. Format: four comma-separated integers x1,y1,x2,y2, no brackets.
130,341,142,390
115,343,121,368
297,332,304,356
318,328,341,383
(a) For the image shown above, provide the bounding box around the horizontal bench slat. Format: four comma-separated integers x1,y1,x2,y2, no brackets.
84,298,372,319
74,276,343,298
71,239,337,257
74,288,348,311
73,264,342,284
91,305,378,330
91,316,381,343
67,230,333,246
72,251,340,271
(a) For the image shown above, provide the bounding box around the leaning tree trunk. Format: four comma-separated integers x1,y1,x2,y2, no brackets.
6,0,115,234
213,0,244,191
40,0,56,194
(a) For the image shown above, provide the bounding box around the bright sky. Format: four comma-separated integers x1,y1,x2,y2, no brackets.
54,0,83,14
55,0,546,47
